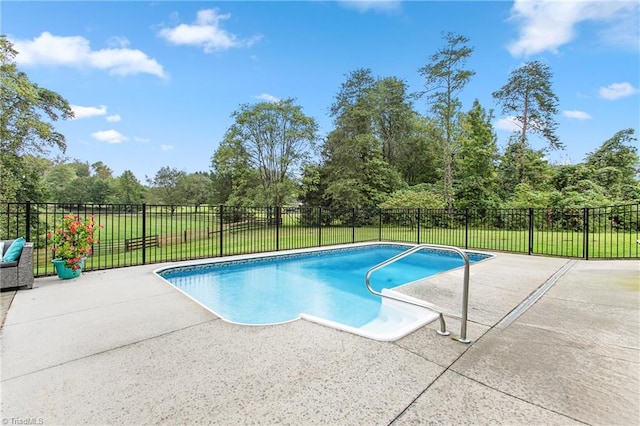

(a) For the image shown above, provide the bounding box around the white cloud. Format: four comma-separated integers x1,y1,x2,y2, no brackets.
159,9,261,52
107,36,130,48
599,82,639,100
71,104,107,119
160,144,174,151
563,110,592,120
106,114,121,123
495,116,521,132
255,93,280,103
12,32,166,78
89,48,167,78
134,137,150,143
92,129,128,144
338,1,402,13
507,0,639,56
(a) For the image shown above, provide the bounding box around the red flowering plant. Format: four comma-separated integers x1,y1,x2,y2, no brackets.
47,214,102,270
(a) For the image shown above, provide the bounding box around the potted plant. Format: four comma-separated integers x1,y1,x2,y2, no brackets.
48,214,102,279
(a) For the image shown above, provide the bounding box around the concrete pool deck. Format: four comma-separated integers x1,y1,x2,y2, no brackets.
1,251,638,425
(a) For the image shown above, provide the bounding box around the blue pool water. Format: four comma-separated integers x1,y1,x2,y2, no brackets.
157,244,488,329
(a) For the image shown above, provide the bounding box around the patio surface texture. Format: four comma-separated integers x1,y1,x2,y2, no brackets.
1,249,638,425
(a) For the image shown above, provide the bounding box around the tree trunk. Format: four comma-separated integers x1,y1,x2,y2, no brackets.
521,93,528,146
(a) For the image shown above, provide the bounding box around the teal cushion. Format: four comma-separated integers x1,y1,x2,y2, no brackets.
2,237,26,262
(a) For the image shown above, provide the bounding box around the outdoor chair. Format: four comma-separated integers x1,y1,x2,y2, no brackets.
1,239,34,290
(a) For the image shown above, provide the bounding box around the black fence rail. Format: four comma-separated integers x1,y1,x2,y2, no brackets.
1,202,638,277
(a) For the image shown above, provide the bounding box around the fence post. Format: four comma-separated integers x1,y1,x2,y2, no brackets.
142,203,147,265
25,201,31,242
219,205,224,257
317,207,322,247
528,208,534,255
378,209,382,241
464,209,469,250
275,206,281,251
351,208,356,243
417,208,421,244
583,207,589,260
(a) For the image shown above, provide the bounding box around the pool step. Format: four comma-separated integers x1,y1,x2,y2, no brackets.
302,290,441,342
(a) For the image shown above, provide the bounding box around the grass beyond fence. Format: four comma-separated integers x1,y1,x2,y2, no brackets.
1,202,638,277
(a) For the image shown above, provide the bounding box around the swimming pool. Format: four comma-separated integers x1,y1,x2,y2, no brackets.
155,243,491,340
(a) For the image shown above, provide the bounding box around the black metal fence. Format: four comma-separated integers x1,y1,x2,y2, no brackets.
1,202,638,277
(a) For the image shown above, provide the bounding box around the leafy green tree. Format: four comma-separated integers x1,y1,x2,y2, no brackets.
585,128,639,201
455,100,499,210
418,32,475,209
551,164,592,192
498,136,553,202
42,164,77,203
211,137,257,205
319,68,418,214
548,129,639,206
68,160,91,178
299,164,325,207
492,60,561,150
370,77,414,166
1,154,49,203
91,161,113,180
329,68,376,123
379,184,445,209
215,99,317,206
324,157,404,212
78,161,115,204
394,115,441,186
552,185,610,209
114,170,145,205
379,184,445,232
322,69,404,214
179,172,213,210
84,176,113,204
504,182,558,209
147,166,187,212
0,36,73,202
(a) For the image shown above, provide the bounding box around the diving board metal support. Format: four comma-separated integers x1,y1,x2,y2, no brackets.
365,244,471,344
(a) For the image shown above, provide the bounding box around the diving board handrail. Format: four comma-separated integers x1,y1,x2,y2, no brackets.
365,244,471,343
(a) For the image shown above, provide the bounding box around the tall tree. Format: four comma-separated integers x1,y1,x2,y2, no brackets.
322,69,404,213
0,36,73,202
114,170,145,205
147,166,187,212
418,32,475,209
42,164,77,203
370,77,414,166
497,136,553,201
550,164,610,208
455,100,499,210
180,172,213,210
299,163,325,207
585,128,639,201
492,60,561,150
2,154,50,204
216,99,317,206
69,160,91,178
210,137,256,205
84,177,113,204
394,114,441,186
91,161,113,180
329,68,376,122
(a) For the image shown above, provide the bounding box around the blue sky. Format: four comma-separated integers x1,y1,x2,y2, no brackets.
4,0,639,182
